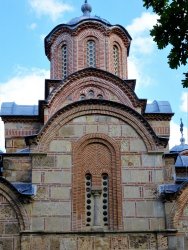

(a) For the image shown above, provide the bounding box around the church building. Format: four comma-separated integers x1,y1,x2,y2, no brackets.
0,1,188,249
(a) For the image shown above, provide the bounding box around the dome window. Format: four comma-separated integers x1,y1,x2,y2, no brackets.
80,94,86,100
62,45,67,79
113,45,119,76
88,90,94,98
97,94,103,100
87,40,96,67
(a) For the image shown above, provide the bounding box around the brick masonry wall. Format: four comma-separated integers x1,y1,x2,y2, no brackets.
20,232,168,250
4,122,42,153
46,75,135,121
30,114,166,232
148,120,170,138
0,194,20,250
3,156,32,182
50,26,129,80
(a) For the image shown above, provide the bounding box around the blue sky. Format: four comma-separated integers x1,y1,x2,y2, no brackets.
0,0,187,151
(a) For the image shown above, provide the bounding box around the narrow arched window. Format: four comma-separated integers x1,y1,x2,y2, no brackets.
80,94,86,100
87,40,96,67
88,90,94,98
113,45,119,76
97,94,103,100
62,45,67,79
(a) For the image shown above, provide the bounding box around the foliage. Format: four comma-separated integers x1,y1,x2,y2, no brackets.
143,0,188,87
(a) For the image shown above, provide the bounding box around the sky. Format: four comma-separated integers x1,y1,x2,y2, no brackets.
0,0,187,151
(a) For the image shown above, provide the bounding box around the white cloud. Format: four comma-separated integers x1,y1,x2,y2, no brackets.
0,67,49,105
169,120,188,149
29,22,37,30
180,92,188,112
169,121,180,149
126,12,159,90
132,36,155,55
126,12,158,54
128,55,153,89
0,67,50,151
28,0,73,21
126,12,158,35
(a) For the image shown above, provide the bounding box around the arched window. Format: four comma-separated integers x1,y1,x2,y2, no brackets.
87,40,96,67
62,45,67,79
80,94,86,100
88,89,94,98
72,136,123,231
97,94,103,100
113,45,119,76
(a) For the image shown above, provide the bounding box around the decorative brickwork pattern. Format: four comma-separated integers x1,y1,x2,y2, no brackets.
47,78,134,119
0,179,29,231
173,186,188,228
46,21,130,80
50,33,73,79
72,134,123,231
34,102,164,152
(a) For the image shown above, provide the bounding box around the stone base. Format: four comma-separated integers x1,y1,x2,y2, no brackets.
19,231,170,250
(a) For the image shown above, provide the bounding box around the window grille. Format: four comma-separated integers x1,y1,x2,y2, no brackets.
62,45,67,79
85,174,92,227
102,174,109,226
87,40,96,67
113,45,119,76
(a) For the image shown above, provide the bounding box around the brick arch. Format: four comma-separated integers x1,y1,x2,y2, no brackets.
109,34,128,79
173,186,188,228
77,28,106,71
72,133,122,231
46,73,139,118
0,179,29,231
35,102,161,152
51,33,73,79
47,78,134,118
46,69,143,115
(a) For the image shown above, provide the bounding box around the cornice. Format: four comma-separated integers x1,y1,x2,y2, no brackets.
1,116,40,123
45,21,131,60
144,113,174,121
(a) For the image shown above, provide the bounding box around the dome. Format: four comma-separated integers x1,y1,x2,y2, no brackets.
175,155,188,167
170,137,188,153
170,143,188,153
67,1,110,26
68,15,110,26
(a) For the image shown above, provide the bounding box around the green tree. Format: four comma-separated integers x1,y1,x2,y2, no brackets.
143,0,188,87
